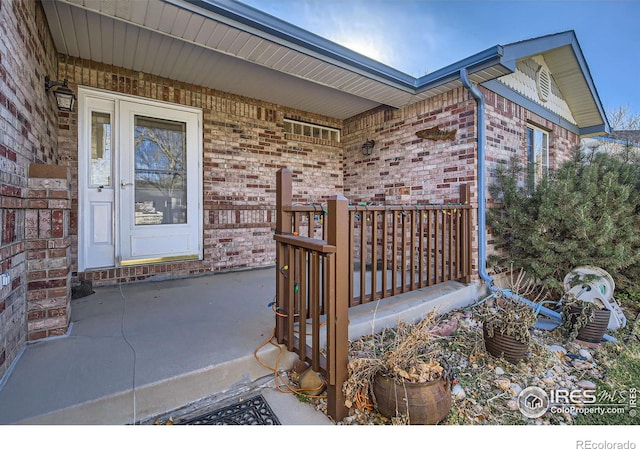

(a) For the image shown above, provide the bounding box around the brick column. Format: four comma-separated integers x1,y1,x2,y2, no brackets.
25,164,71,341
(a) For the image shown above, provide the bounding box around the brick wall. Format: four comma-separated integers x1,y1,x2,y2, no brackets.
0,0,59,378
341,85,581,281
55,56,344,285
342,87,480,278
482,87,580,189
342,87,477,206
481,87,580,272
25,164,71,341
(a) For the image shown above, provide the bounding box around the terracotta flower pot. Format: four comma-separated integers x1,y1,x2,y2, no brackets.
372,373,451,425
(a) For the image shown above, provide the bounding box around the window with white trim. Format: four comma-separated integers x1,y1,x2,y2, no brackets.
526,125,549,193
283,118,340,143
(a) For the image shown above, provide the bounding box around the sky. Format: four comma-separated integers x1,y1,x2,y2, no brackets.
238,0,640,127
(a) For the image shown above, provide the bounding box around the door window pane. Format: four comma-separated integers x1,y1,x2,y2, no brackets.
134,116,187,226
90,111,112,186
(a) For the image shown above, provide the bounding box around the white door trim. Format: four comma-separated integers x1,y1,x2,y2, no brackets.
77,87,203,270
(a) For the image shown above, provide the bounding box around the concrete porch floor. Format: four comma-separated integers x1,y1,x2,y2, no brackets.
0,266,477,425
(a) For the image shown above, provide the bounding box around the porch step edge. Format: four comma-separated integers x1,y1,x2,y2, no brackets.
14,343,297,425
347,281,479,341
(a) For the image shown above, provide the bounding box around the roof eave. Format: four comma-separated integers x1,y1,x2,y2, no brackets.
173,0,418,90
414,45,508,93
502,30,611,132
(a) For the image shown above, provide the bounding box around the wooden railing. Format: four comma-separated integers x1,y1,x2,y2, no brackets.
273,168,472,421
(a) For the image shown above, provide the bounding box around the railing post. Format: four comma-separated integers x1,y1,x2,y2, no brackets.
326,195,349,422
275,168,292,343
459,183,472,284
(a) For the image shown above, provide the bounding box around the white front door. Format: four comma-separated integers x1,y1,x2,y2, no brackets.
79,89,202,270
118,101,201,265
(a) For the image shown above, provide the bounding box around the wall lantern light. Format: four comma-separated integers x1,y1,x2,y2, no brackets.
362,139,375,156
45,76,76,112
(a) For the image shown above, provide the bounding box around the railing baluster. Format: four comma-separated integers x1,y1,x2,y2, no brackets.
371,211,378,302
419,209,425,288
410,209,416,290
310,251,320,371
451,210,460,279
434,210,440,285
401,212,407,293
298,248,307,363
382,211,388,298
275,241,286,343
441,210,446,283
287,245,296,351
360,211,367,303
392,211,398,295
349,211,355,306
447,211,454,281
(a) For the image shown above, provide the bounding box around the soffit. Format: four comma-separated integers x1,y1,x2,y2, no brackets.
542,46,603,129
41,0,511,119
42,0,404,118
41,1,607,130
500,32,609,132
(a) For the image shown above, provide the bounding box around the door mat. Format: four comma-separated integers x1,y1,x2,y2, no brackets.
180,394,280,425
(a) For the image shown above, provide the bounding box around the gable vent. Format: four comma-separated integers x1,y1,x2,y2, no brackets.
536,66,551,102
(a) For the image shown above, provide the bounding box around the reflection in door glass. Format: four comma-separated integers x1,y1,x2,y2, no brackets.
134,116,187,226
91,111,112,186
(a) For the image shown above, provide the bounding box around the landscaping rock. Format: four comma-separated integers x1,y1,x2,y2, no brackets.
506,400,519,411
510,382,523,396
452,384,466,399
431,318,459,337
298,367,325,395
578,349,592,360
577,380,597,390
549,344,567,355
572,360,592,370
495,378,511,391
331,303,621,426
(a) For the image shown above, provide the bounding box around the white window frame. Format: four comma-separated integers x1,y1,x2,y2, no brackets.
526,124,549,193
283,118,340,143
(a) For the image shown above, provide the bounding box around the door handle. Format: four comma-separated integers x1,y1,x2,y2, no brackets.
120,181,133,188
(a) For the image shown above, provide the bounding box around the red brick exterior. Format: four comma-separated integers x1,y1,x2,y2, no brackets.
341,86,581,280
0,0,584,380
55,57,343,285
0,0,59,378
25,165,71,341
481,88,580,266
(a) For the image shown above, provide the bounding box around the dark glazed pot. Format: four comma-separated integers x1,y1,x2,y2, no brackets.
568,305,611,343
483,323,529,364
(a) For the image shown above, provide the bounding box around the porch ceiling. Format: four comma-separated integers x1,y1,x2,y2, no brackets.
40,0,510,120
41,0,608,132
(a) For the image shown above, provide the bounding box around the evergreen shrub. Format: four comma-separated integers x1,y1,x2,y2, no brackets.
487,147,640,298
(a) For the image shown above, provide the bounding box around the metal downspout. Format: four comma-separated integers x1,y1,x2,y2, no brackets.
459,69,615,342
